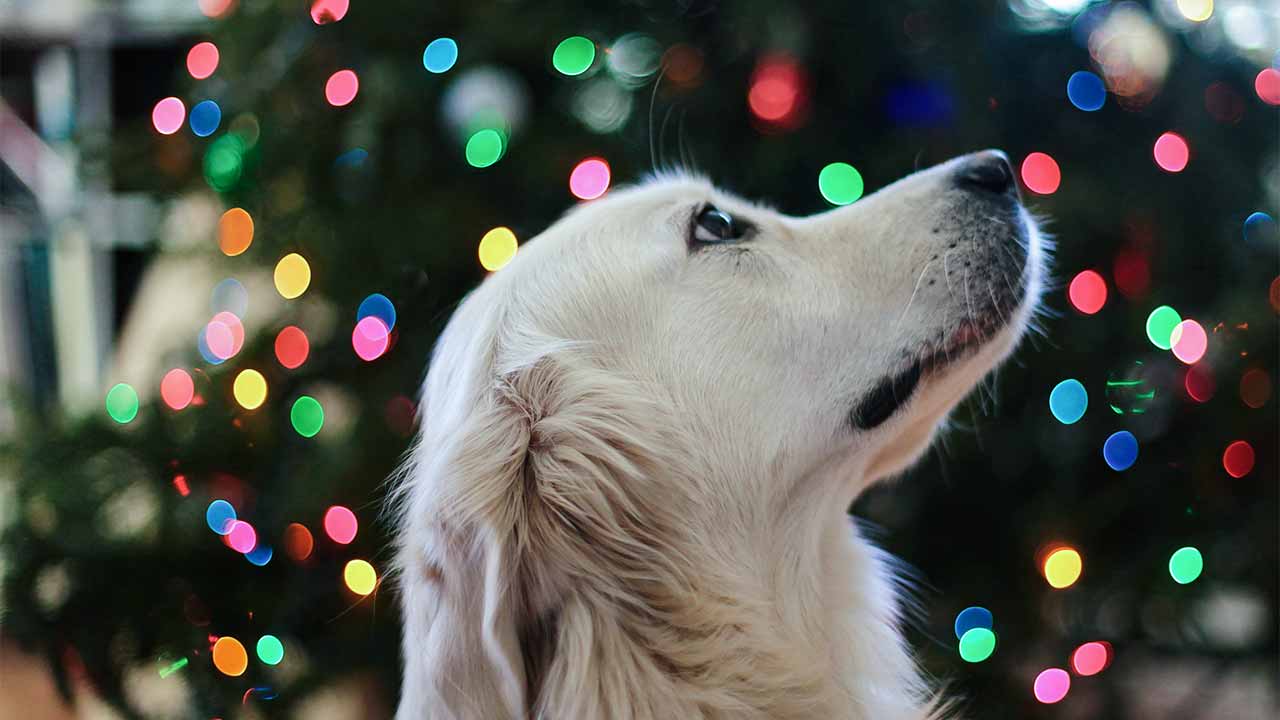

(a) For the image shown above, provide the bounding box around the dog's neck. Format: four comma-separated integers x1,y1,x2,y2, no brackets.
530,467,938,720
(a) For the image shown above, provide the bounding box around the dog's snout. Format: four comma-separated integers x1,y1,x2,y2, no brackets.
956,150,1014,195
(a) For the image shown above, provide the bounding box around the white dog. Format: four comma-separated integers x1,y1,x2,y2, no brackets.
390,150,1045,719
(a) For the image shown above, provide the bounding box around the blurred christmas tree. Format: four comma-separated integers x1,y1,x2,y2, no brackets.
2,0,1276,717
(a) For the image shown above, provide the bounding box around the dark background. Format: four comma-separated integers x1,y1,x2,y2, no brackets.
2,1,1276,717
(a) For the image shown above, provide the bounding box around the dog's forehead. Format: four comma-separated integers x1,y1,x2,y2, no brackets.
554,173,772,230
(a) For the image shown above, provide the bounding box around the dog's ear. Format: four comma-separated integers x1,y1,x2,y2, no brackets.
391,342,544,719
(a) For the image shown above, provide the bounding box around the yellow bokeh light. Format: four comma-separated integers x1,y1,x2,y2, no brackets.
1176,0,1213,22
212,636,248,677
344,559,377,596
1043,547,1083,589
233,369,268,410
274,253,311,299
478,227,518,272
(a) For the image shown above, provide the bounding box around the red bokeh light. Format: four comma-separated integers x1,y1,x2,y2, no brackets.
1240,369,1271,409
1070,641,1112,677
1184,364,1215,403
1222,441,1255,479
1067,270,1107,314
1255,68,1280,106
1153,132,1189,172
274,326,310,369
325,69,359,107
186,42,220,80
1020,152,1061,195
748,55,807,130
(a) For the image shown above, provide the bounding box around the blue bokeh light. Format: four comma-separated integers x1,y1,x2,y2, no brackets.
423,38,459,74
1066,71,1106,112
1243,211,1276,246
246,544,274,566
211,277,248,318
206,500,237,535
1049,379,1088,424
189,100,223,137
954,606,994,640
1103,430,1139,471
357,292,397,331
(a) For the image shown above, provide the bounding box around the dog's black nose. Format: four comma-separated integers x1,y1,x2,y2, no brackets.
956,150,1014,195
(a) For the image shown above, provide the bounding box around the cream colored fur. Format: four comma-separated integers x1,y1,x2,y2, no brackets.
390,153,1045,719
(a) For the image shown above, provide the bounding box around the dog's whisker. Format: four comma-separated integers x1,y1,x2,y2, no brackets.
895,260,934,330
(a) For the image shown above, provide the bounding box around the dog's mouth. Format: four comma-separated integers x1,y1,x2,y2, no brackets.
850,318,1001,430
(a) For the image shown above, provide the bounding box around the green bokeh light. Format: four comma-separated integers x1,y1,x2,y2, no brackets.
958,627,996,662
818,162,864,205
290,396,325,438
204,133,246,192
256,634,285,665
465,129,506,168
1145,305,1181,350
552,36,596,76
105,383,139,424
1169,546,1203,584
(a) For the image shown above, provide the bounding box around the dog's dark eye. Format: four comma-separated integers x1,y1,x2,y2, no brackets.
690,204,749,246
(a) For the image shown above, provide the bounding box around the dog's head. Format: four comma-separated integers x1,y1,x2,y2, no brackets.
393,151,1044,717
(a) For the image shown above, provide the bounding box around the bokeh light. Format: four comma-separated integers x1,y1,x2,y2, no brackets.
352,317,391,361
325,69,359,107
1068,270,1107,314
1222,440,1254,478
423,38,458,73
552,36,596,76
1043,547,1083,589
818,163,864,205
186,42,220,80
1034,668,1071,704
212,636,248,677
1169,319,1207,364
357,293,397,331
245,544,273,566
1240,369,1270,409
256,635,284,665
226,520,257,553
748,55,805,127
1049,379,1088,424
274,253,311,299
1066,70,1106,111
310,0,348,24
1071,641,1112,676
1271,276,1280,315
211,277,248,317
662,44,704,88
105,383,139,424
1145,305,1181,349
478,226,518,271
465,129,505,168
569,157,611,200
958,627,996,663
233,369,268,410
607,33,662,86
1242,212,1276,246
205,312,244,361
954,606,993,639
1105,361,1155,415
160,369,194,410
1153,132,1189,172
198,0,235,19
1169,546,1203,584
290,396,325,438
1020,152,1060,195
205,500,237,535
151,97,185,135
323,505,358,544
189,100,222,137
344,559,377,596
218,208,253,256
274,326,310,369
1256,68,1280,106
1185,364,1215,402
1102,430,1138,471
1176,0,1213,22
283,523,314,562
204,133,245,191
